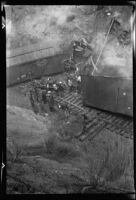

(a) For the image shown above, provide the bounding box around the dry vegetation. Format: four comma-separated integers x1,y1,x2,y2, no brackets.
6,101,134,193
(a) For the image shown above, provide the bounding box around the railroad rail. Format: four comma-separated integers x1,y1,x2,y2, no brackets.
54,92,133,141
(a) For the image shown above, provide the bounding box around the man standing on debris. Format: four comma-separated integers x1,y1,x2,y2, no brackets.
72,38,96,76
72,38,88,62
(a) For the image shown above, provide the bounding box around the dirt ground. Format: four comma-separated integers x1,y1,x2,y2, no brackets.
7,79,134,194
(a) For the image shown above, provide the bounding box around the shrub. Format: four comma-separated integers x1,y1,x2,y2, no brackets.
50,17,57,26
45,134,79,160
66,15,75,22
105,149,128,182
83,142,129,188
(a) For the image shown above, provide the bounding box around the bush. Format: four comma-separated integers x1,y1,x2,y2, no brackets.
45,134,79,160
66,15,75,22
50,17,57,26
83,142,129,188
7,136,23,162
105,149,129,182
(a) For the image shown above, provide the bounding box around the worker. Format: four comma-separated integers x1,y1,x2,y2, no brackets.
72,40,84,62
46,91,55,112
56,81,66,96
29,90,38,114
67,77,75,93
76,75,81,93
82,114,88,134
29,90,35,108
31,80,40,102
42,90,47,104
60,103,70,119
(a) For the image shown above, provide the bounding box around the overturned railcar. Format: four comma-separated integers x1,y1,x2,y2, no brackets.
6,42,69,87
81,75,133,117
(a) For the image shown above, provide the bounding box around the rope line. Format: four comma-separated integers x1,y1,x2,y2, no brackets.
92,17,115,75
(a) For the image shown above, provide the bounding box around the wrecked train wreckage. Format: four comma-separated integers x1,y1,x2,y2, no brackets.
7,17,133,118
28,34,133,118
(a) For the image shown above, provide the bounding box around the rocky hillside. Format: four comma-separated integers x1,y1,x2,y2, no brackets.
5,5,133,77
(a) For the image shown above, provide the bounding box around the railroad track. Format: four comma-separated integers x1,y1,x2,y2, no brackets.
54,92,133,141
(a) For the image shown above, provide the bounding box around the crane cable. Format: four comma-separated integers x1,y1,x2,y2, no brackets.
91,17,115,75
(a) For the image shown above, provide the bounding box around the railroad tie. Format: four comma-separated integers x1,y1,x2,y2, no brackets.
79,121,103,141
105,115,116,122
88,121,106,141
68,97,81,105
122,121,132,129
75,100,83,107
54,93,133,140
114,118,125,126
64,95,75,102
85,122,98,132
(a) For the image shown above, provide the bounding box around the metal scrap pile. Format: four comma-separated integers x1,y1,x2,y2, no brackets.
62,37,95,91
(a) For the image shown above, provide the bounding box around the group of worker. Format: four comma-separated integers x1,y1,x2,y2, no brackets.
29,79,56,114
29,37,94,116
